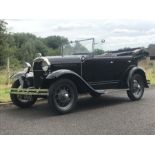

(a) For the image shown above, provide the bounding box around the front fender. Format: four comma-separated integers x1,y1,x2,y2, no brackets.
46,69,101,95
11,72,33,82
127,67,149,88
46,69,76,79
11,72,34,88
11,71,26,82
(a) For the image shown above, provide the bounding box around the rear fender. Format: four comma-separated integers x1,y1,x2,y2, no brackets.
127,67,149,88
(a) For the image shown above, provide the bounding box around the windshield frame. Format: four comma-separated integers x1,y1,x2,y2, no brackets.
61,38,95,56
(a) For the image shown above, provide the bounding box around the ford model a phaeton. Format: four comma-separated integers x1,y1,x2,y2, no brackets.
10,38,149,114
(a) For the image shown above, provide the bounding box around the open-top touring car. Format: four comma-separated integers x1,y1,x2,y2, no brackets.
10,38,150,114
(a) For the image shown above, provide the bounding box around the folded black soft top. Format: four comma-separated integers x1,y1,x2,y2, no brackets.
103,48,149,59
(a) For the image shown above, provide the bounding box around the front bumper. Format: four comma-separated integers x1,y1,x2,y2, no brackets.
10,88,48,96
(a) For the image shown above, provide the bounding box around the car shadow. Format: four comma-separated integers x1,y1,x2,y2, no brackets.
75,94,130,112
6,93,130,118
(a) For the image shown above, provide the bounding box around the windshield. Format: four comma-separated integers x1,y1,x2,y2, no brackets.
62,38,94,56
62,38,106,56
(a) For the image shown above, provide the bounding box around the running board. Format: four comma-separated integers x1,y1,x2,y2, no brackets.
10,88,129,96
10,88,49,96
96,89,129,94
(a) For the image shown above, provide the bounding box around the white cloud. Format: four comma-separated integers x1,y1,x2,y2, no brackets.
112,29,139,34
6,19,155,50
1,0,155,20
146,29,155,35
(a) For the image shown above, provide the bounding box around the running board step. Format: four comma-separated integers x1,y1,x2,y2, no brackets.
96,89,129,94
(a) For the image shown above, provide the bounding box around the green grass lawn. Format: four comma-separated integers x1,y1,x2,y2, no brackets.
0,85,11,103
147,71,155,85
0,69,12,103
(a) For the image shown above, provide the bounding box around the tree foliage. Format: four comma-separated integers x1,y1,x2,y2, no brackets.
0,21,68,68
44,36,68,49
0,20,8,66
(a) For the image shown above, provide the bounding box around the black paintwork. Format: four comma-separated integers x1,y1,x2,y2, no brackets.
32,48,148,91
11,48,149,94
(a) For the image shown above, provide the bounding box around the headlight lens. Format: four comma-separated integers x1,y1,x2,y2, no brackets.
24,67,29,73
42,61,49,72
24,62,31,73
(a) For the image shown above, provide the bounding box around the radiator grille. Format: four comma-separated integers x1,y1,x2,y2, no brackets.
33,61,44,88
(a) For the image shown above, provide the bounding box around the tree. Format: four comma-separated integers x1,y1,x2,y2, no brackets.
13,33,36,48
74,42,89,53
0,20,7,44
11,33,48,63
44,36,68,49
0,20,8,66
34,39,48,56
94,49,104,55
0,21,70,67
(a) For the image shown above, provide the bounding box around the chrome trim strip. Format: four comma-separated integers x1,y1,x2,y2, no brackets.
89,80,119,85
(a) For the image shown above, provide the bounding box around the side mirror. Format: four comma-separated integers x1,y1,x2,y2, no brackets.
24,62,31,73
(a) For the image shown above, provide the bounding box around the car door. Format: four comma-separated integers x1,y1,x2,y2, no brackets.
81,56,117,82
81,55,133,89
109,56,133,80
92,56,116,82
81,56,94,82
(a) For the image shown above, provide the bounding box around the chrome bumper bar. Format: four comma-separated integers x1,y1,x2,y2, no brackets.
10,88,48,96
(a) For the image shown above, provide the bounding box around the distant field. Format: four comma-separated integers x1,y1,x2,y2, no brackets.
146,70,155,84
0,69,17,103
0,85,11,103
139,59,155,85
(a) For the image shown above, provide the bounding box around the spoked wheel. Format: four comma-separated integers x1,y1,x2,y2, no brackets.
10,80,37,108
48,79,78,114
127,74,144,101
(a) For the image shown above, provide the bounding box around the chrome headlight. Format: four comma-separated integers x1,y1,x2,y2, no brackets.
24,62,31,73
33,57,50,72
41,57,50,72
42,61,49,72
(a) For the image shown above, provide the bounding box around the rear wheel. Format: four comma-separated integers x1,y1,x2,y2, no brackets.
48,79,78,114
127,74,144,101
10,80,37,108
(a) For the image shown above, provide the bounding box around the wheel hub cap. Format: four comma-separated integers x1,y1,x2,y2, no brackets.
132,80,142,97
55,87,72,107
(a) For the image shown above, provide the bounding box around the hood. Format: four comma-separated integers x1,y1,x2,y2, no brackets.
45,55,82,64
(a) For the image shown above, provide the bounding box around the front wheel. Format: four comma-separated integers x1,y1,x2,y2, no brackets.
48,79,78,114
10,80,37,108
127,74,145,101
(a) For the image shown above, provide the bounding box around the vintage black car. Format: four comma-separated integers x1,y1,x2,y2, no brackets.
10,38,150,114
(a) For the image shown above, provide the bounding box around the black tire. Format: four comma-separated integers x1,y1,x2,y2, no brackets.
48,79,78,114
10,80,37,108
127,74,144,101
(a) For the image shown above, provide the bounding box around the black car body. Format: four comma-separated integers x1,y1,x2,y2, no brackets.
10,38,150,114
